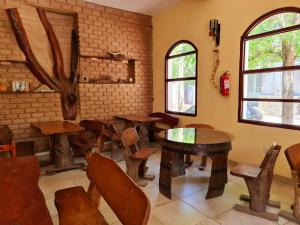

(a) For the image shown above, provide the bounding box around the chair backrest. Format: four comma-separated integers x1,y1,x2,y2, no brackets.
259,144,281,170
149,112,179,128
285,143,300,171
186,123,214,130
87,153,150,225
121,128,140,154
0,125,13,145
79,120,103,137
0,125,16,159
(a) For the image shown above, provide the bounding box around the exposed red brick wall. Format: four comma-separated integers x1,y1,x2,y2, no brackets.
0,0,153,153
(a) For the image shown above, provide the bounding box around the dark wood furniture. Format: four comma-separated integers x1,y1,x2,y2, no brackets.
121,128,157,187
32,121,84,174
230,144,281,221
68,120,104,159
148,112,179,142
185,123,215,169
0,156,53,225
159,128,233,199
55,153,150,225
0,125,16,158
279,143,300,223
114,114,161,146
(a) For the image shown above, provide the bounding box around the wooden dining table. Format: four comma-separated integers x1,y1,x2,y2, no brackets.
114,114,161,146
159,128,233,199
32,121,84,175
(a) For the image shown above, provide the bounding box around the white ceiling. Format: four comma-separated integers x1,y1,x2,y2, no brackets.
84,0,181,15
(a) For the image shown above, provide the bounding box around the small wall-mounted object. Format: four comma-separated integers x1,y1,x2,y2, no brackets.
33,84,55,93
12,81,30,92
108,51,125,61
209,19,221,47
0,83,8,92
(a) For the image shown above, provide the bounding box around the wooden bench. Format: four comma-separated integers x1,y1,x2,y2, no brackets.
55,153,150,225
230,144,281,221
148,112,179,141
0,156,53,225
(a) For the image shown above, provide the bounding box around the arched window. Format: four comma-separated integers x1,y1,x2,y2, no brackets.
165,40,197,116
239,7,300,129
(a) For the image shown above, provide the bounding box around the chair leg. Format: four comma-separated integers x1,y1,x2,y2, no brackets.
185,154,193,168
199,156,207,171
139,160,155,180
127,159,147,187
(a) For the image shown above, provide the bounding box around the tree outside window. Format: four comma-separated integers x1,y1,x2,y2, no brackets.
239,8,300,129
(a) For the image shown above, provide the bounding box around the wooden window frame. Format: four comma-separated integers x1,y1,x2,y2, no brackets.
238,7,300,130
165,40,198,117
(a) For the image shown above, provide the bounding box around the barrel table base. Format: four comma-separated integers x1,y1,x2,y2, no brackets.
159,146,229,199
47,133,84,175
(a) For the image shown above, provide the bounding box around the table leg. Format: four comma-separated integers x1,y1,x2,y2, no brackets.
159,148,172,199
138,123,149,147
47,133,84,175
172,152,185,177
206,152,228,199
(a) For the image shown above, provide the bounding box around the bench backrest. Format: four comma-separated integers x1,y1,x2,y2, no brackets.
285,143,300,171
259,144,281,170
87,153,150,225
149,112,179,128
121,127,140,154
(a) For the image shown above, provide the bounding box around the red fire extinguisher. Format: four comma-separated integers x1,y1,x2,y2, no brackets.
220,71,230,96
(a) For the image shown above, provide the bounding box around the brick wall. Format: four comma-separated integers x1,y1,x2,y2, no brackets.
0,0,153,153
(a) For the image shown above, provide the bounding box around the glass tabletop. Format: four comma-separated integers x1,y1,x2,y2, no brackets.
163,128,233,145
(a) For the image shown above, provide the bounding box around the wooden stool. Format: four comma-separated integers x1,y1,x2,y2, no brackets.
184,124,214,169
279,143,300,223
230,144,281,221
121,128,157,187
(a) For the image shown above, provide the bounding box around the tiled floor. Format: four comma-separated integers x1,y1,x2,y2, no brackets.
39,151,297,225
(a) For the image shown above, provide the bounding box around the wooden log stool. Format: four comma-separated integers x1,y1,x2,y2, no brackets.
279,143,300,223
55,153,150,225
121,128,157,187
184,123,214,169
230,144,281,221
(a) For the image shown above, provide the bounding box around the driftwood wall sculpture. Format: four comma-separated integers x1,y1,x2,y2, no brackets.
6,7,79,120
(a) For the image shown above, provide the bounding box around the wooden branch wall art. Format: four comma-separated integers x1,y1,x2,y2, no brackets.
6,7,79,120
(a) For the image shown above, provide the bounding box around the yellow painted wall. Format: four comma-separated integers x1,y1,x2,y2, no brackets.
153,0,300,177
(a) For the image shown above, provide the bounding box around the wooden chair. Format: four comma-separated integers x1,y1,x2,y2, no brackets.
279,143,300,223
148,112,179,142
55,153,150,225
0,125,16,158
69,120,104,159
121,128,157,187
185,123,214,169
230,144,281,221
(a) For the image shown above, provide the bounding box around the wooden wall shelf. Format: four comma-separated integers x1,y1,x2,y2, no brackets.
80,54,137,61
0,60,27,65
0,91,57,94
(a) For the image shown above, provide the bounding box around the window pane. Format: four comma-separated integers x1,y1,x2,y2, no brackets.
242,101,300,126
170,43,195,56
167,80,196,114
167,54,196,79
245,29,300,70
249,12,300,36
244,70,300,99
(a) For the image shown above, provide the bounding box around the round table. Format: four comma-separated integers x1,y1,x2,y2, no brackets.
159,128,233,199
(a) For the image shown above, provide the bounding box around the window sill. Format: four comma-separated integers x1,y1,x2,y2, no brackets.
238,118,300,131
166,110,197,117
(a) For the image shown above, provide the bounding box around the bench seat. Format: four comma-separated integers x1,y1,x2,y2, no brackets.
55,186,108,225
